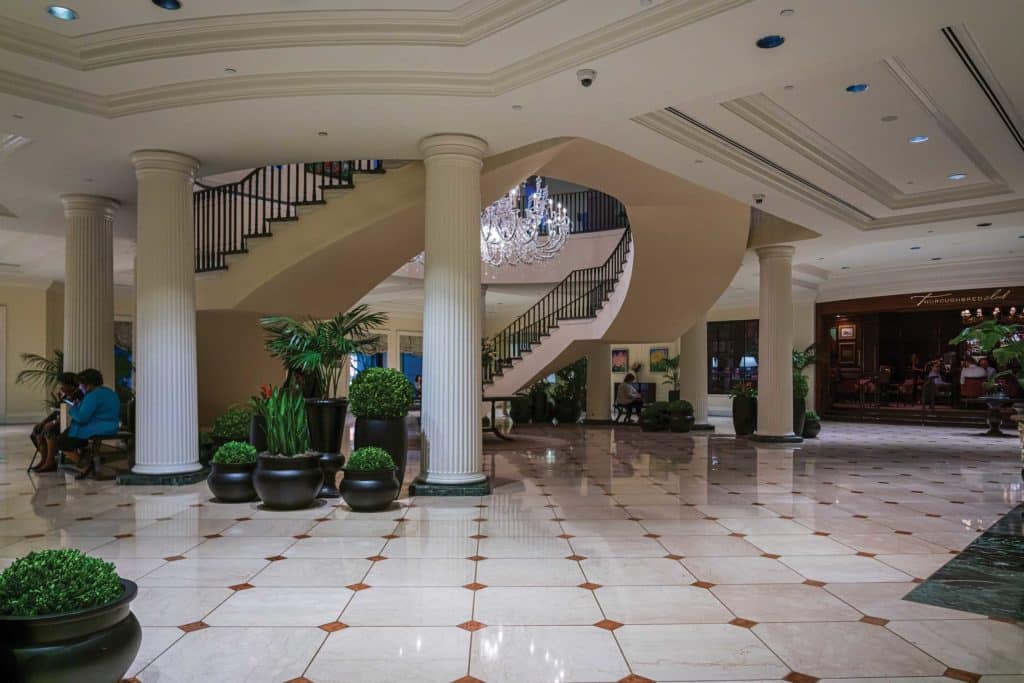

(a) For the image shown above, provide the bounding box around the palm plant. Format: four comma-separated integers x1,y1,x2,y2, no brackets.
15,350,64,409
260,305,388,398
661,354,680,392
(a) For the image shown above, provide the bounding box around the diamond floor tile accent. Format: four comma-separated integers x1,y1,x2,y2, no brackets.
346,583,371,591
178,621,209,633
691,581,715,589
463,582,487,591
783,672,820,683
566,554,587,561
318,621,348,632
593,619,624,631
617,675,655,683
802,579,827,587
228,583,254,591
729,617,758,628
457,620,486,632
859,615,890,626
577,582,602,590
943,667,982,682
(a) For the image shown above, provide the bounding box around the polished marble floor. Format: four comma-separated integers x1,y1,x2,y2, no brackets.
1,420,1023,683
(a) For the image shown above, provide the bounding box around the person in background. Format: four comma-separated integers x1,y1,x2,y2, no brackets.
30,373,82,473
414,374,422,399
921,360,949,410
908,352,925,380
960,357,988,384
616,372,644,418
56,368,121,479
978,357,997,379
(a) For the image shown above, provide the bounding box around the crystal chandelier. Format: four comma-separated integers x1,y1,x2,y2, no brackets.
412,176,571,267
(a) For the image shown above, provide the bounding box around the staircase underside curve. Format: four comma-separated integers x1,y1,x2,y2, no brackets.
196,138,758,375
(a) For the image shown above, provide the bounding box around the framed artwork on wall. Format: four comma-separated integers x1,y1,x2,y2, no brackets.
611,348,629,373
838,341,857,365
838,323,857,340
649,347,669,372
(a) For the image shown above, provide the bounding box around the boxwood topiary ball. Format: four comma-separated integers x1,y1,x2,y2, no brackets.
349,368,414,418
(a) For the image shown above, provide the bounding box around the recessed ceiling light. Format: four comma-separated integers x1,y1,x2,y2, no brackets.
906,180,915,185
910,246,921,250
46,5,77,21
976,222,992,227
841,266,850,270
224,67,237,74
816,257,824,261
511,104,523,111
779,8,795,16
317,131,328,137
881,115,899,122
947,173,967,180
84,177,93,183
783,84,795,90
11,114,23,119
846,83,869,93
930,257,943,261
908,135,929,144
694,159,703,164
927,229,934,233
152,0,182,9
756,35,785,49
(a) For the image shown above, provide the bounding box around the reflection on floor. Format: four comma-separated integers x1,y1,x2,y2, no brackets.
907,503,1024,623
1,420,1022,682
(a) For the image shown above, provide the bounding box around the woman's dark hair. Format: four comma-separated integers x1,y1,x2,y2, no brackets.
78,368,104,387
624,373,636,382
58,372,78,386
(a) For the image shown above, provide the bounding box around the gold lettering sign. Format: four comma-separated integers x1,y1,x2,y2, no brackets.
908,288,1013,307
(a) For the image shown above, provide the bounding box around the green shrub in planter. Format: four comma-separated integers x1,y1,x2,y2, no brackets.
349,368,414,418
641,402,671,431
345,446,395,471
213,440,258,464
667,400,694,416
0,549,122,617
211,407,253,442
805,410,819,421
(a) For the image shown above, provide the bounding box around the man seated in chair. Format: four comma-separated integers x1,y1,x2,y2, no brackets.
58,368,120,478
30,372,82,473
615,373,644,422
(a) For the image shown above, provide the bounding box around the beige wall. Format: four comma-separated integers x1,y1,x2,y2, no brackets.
1,281,52,422
609,340,680,404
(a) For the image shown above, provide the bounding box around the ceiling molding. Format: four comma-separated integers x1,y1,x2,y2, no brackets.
0,0,566,70
634,109,1024,231
722,90,1010,209
0,0,750,117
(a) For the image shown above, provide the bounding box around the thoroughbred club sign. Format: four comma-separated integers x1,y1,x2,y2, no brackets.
908,288,1014,308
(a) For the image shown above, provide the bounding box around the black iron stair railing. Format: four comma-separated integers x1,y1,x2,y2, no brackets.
484,226,631,384
193,159,383,273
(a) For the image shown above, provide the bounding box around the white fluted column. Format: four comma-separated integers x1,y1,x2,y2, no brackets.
61,195,118,384
586,345,611,421
131,150,202,475
679,312,713,430
753,245,800,441
417,134,488,488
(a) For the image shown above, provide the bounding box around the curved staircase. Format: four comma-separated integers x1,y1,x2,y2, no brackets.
484,227,632,396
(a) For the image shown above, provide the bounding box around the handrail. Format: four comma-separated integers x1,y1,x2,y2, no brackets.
193,159,383,273
484,225,631,383
549,189,629,234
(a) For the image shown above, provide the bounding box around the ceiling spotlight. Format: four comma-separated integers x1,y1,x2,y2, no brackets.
317,131,328,137
908,135,929,144
11,114,24,119
910,246,921,250
511,104,523,111
84,177,94,183
841,266,850,270
881,115,899,122
46,5,77,21
930,257,943,261
976,222,992,227
224,67,237,74
756,35,785,49
779,8,795,16
845,83,869,93
783,84,795,90
947,173,967,180
152,0,182,9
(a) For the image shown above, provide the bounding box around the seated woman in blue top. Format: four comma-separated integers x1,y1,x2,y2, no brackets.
57,368,121,478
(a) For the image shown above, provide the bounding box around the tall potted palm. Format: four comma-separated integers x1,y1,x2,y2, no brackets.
792,344,815,437
662,354,681,402
260,305,387,498
15,350,64,409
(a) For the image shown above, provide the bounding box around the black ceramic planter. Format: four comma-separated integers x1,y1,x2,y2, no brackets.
340,469,400,512
253,453,324,510
669,414,695,433
793,397,807,438
803,419,821,439
207,462,257,503
354,416,409,494
306,398,347,454
732,396,757,436
317,452,345,499
0,579,141,683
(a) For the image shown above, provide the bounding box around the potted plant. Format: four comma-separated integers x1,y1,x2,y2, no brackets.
261,305,387,497
247,384,272,453
211,406,253,449
340,446,399,512
729,382,757,436
0,549,141,682
208,441,259,503
803,410,821,438
547,359,587,424
792,344,815,438
349,368,414,495
251,386,323,509
662,355,681,402
641,401,670,432
668,399,695,432
15,350,65,410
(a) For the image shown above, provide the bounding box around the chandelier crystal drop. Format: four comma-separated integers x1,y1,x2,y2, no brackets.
412,176,571,267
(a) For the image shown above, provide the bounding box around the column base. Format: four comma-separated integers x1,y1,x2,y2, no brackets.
692,423,715,431
117,469,210,486
749,433,803,444
408,475,491,496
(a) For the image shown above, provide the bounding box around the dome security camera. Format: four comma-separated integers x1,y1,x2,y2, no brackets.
576,69,597,88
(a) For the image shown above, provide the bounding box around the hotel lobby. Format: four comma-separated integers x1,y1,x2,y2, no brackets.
0,1,1023,682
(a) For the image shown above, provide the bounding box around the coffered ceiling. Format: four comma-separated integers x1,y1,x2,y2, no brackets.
0,0,1021,298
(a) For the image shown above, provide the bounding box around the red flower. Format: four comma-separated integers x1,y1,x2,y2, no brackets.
259,384,272,399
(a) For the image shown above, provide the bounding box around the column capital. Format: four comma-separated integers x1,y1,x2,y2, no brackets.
130,149,200,178
419,134,488,162
755,244,795,260
60,194,119,219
